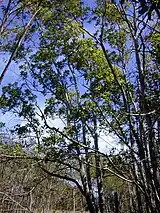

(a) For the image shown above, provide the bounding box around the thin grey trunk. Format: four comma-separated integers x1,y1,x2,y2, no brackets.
93,115,104,213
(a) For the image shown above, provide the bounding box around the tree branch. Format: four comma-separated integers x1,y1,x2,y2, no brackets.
0,7,41,84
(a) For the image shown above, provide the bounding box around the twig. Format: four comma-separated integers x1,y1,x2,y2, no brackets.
0,191,33,213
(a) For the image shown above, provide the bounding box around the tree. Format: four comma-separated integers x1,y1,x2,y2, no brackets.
0,0,160,212
0,0,44,84
115,0,160,19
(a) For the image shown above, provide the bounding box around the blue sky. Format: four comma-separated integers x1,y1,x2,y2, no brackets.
0,0,97,103
0,0,96,82
0,0,123,153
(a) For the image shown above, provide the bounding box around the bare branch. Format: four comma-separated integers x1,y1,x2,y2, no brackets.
0,191,33,213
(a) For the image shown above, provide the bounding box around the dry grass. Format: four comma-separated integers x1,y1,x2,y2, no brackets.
34,211,88,213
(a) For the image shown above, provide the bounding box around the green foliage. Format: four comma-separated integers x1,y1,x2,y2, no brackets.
119,0,160,19
0,1,160,212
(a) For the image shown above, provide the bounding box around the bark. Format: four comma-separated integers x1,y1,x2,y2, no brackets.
93,114,104,213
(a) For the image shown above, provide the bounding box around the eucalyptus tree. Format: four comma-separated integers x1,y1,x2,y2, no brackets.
0,0,160,213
